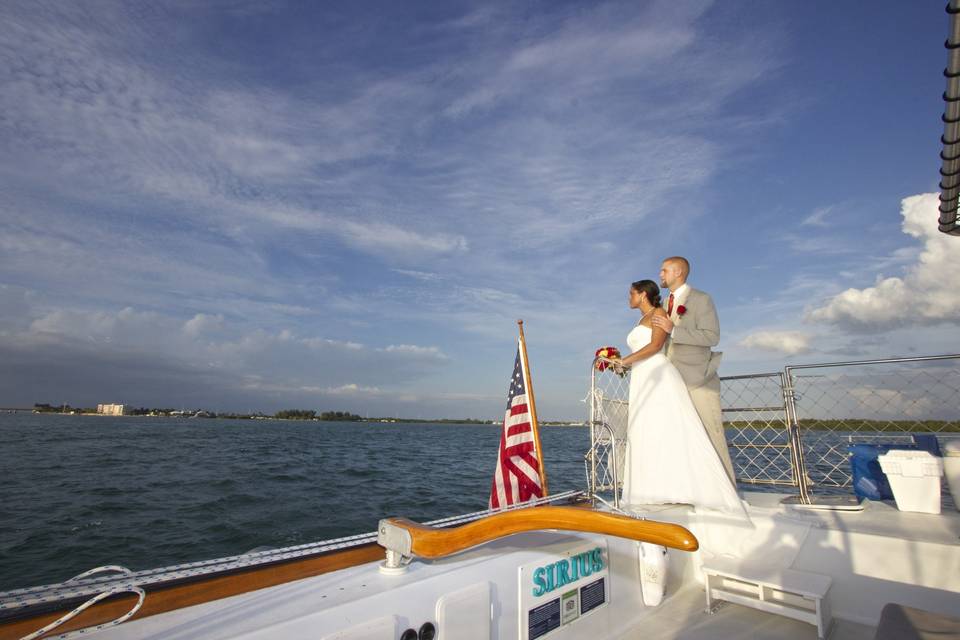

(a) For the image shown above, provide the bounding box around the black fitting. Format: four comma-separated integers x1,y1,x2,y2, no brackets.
941,148,960,161
941,166,960,178
944,67,960,78
947,2,960,15
418,622,437,640
943,91,960,102
941,134,960,145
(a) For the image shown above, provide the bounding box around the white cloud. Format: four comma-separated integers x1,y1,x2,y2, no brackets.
393,269,442,282
806,193,960,330
739,330,811,355
183,313,225,338
847,387,935,419
339,220,468,255
323,383,381,396
3,305,452,408
801,205,833,227
383,344,447,360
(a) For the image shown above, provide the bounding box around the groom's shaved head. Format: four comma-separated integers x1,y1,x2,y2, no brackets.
665,256,690,278
660,256,690,290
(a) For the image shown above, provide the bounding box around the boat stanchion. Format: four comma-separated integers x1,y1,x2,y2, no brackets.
378,519,413,574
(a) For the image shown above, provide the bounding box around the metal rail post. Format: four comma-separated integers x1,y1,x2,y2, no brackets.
781,369,812,504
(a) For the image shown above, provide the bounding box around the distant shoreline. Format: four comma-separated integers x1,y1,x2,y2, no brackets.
13,412,959,431
17,410,588,426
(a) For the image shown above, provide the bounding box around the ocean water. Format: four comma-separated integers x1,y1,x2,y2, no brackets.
0,413,590,592
3,414,949,593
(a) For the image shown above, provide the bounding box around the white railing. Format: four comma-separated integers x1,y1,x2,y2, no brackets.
586,353,960,506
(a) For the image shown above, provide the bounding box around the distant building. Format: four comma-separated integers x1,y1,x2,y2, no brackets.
97,403,127,416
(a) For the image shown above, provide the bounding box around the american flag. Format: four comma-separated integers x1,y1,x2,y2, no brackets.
489,342,545,509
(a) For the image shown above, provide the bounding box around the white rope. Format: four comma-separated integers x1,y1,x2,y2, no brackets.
19,567,145,640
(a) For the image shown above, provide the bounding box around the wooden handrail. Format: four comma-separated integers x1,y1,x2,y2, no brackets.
378,506,698,561
0,544,382,640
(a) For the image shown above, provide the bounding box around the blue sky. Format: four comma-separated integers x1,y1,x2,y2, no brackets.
1,1,957,419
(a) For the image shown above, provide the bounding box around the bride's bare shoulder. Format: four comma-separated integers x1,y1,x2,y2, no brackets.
653,307,668,317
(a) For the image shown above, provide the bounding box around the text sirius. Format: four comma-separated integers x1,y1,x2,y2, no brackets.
532,547,604,597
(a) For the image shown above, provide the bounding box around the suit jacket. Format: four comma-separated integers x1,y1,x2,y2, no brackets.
665,286,723,389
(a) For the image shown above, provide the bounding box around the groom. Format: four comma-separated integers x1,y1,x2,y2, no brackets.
651,256,736,485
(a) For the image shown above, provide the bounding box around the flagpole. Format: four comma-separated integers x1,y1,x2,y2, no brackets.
517,319,549,496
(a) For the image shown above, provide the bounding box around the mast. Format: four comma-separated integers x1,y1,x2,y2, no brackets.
517,320,549,496
939,0,960,235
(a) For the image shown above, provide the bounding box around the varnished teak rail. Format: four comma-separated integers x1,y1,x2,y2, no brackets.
379,505,698,561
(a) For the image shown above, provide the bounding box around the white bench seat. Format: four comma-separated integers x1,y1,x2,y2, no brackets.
702,558,832,639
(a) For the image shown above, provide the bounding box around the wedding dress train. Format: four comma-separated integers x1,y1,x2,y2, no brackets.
621,324,746,515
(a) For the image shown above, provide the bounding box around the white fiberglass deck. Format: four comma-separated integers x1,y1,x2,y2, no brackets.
618,583,874,640
77,490,960,640
623,491,960,628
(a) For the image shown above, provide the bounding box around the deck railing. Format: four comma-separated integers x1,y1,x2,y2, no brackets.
586,353,960,506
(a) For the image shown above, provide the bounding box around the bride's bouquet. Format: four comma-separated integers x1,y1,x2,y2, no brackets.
594,346,625,376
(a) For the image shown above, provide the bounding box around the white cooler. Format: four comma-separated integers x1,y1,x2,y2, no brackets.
944,440,960,512
877,449,943,514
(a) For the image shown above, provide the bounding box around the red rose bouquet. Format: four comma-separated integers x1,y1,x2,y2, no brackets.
594,346,621,371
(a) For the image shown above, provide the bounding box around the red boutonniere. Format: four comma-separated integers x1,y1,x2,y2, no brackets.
676,305,687,317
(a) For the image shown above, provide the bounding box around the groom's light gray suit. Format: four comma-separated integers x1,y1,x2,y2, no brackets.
665,286,736,484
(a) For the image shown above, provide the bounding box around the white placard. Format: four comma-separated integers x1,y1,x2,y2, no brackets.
517,541,609,640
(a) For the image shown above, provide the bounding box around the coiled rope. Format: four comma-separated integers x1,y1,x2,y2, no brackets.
19,567,145,640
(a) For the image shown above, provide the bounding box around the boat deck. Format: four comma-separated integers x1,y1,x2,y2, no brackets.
617,490,960,637
621,583,874,640
4,491,957,639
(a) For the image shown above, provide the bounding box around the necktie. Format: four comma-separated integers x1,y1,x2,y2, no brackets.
667,293,675,315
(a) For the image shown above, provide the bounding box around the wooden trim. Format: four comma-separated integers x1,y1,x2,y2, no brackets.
517,319,549,496
0,543,382,640
387,505,699,559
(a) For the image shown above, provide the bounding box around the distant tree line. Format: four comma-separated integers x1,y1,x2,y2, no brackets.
275,409,362,421
33,403,93,413
723,419,960,432
31,402,503,424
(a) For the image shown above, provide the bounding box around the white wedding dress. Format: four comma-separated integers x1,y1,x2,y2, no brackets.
621,323,745,515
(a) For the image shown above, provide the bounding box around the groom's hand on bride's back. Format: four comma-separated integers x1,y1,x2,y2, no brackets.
651,315,673,334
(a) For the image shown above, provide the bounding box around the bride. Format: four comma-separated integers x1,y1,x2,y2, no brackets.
616,279,745,515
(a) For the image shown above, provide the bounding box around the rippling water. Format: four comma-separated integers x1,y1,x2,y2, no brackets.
3,413,952,593
0,413,590,591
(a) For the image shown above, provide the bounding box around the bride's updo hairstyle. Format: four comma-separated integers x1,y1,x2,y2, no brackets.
631,279,662,307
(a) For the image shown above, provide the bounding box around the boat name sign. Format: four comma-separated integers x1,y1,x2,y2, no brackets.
519,541,609,640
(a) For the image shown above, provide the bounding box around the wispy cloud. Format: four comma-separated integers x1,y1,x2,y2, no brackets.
0,1,837,417
801,205,833,227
